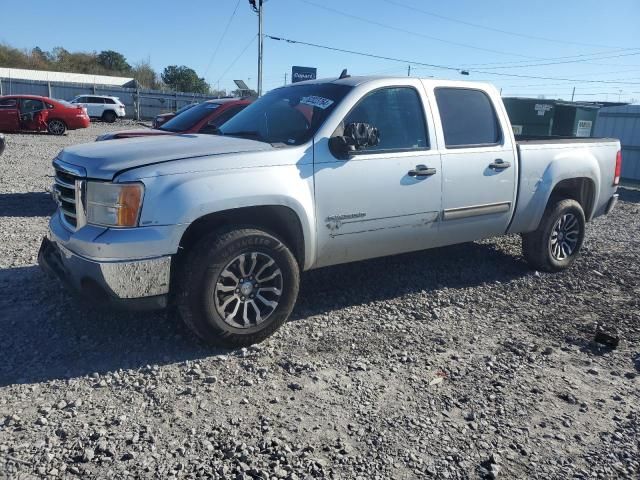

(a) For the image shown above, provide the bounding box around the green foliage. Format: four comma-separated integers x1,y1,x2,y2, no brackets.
161,65,210,94
0,44,209,94
97,50,131,73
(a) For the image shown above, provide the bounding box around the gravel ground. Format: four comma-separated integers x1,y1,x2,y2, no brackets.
0,123,638,479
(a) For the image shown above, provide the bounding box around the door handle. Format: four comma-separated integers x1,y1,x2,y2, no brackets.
408,164,437,177
489,159,511,170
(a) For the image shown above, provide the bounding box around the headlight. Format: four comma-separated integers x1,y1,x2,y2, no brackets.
86,182,144,227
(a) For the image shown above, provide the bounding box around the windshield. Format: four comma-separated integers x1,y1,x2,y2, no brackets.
218,83,352,145
160,102,221,132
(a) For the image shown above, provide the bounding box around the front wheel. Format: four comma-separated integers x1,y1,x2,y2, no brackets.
522,198,586,272
177,227,300,348
47,119,66,135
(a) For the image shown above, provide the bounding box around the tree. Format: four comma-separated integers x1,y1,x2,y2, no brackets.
97,50,131,73
132,60,160,89
161,65,210,94
231,88,257,98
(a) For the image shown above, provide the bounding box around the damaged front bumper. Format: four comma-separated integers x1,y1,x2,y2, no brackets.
38,214,172,311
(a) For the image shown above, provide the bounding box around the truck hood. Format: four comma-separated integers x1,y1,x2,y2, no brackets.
58,134,274,179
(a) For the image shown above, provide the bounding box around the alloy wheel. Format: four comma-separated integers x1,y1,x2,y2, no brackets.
214,252,283,328
549,213,580,260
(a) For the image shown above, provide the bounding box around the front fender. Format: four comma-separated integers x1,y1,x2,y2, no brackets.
126,165,317,269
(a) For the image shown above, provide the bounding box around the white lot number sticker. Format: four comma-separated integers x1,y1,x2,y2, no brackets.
534,104,552,116
300,96,334,109
512,125,523,135
576,120,592,137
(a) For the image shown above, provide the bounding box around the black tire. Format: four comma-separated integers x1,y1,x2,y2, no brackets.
522,198,586,272
177,227,300,348
47,119,66,136
102,110,117,123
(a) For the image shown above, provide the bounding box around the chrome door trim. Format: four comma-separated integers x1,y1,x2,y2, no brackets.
443,201,511,221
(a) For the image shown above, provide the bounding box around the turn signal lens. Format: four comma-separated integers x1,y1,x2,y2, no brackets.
86,182,144,227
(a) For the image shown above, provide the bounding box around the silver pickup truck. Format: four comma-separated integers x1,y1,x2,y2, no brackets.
39,76,622,347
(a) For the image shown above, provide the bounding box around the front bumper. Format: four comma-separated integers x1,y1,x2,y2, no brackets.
38,236,171,311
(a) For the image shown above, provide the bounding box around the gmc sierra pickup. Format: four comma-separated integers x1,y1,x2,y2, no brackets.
38,76,622,347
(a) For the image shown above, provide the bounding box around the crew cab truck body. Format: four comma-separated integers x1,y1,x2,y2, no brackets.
39,76,621,347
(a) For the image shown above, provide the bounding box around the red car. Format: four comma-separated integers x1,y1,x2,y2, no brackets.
0,95,90,135
96,98,252,141
152,102,198,128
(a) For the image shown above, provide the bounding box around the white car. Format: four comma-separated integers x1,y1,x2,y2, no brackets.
70,95,126,123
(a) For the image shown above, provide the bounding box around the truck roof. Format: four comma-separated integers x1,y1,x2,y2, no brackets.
289,75,495,91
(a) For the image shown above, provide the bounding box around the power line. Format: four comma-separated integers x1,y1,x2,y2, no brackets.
295,0,539,59
383,0,636,50
204,0,242,78
295,0,640,70
473,51,640,70
266,34,640,85
216,35,258,84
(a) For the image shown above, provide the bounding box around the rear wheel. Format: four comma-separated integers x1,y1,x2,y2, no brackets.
177,227,300,348
47,119,66,136
102,110,117,123
522,198,586,272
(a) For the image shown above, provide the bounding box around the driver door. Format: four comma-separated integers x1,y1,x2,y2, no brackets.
313,84,442,267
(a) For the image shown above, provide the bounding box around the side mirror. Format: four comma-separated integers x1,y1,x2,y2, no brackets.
329,122,379,158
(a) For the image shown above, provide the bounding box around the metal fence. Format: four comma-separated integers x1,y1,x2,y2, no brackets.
594,105,640,181
0,77,221,120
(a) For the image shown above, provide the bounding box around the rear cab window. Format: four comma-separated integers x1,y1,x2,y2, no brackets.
435,87,502,148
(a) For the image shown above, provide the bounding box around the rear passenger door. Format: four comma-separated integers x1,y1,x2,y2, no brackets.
86,97,105,117
0,98,20,131
431,86,517,243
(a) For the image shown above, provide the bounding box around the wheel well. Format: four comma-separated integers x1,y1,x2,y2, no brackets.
549,178,595,219
176,205,305,267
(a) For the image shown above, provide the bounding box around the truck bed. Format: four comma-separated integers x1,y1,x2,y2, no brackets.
515,135,618,145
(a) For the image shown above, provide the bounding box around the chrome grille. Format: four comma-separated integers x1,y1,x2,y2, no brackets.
52,158,87,230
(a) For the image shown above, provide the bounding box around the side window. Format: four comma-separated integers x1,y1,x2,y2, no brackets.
89,97,104,104
20,99,44,113
104,98,116,104
343,87,428,152
0,98,18,108
435,88,502,147
74,96,86,103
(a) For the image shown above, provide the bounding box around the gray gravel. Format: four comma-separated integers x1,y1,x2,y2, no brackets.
1,123,639,479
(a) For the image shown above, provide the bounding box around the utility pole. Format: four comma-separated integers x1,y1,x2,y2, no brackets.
571,86,575,102
407,65,411,77
284,72,287,85
250,0,264,97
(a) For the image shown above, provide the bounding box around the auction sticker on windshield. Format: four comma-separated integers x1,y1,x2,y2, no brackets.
300,96,334,109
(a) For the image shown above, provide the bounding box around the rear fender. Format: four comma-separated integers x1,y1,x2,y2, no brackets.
508,150,600,234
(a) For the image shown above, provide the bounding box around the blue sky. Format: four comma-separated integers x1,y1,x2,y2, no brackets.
2,0,640,101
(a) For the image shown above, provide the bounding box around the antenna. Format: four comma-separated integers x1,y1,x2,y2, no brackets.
339,69,349,79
